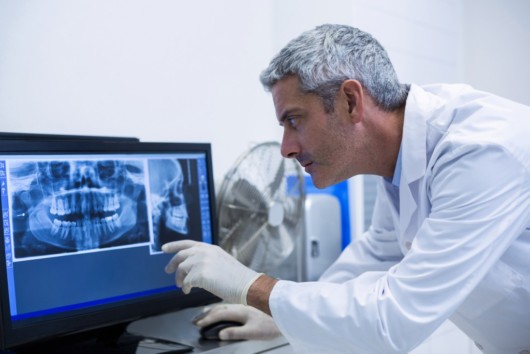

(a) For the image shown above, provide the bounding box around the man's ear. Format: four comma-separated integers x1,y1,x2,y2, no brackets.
341,80,364,122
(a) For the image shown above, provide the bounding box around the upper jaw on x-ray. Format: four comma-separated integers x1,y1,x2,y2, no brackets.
10,159,149,258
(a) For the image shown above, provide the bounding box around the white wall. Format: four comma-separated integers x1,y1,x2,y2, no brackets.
350,0,462,85
462,0,530,105
2,1,528,182
1,1,529,353
0,0,279,181
2,0,528,177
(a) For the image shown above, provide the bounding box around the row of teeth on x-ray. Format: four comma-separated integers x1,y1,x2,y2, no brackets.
49,192,120,216
51,214,122,240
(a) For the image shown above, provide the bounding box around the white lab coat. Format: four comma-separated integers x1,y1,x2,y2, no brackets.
269,84,530,354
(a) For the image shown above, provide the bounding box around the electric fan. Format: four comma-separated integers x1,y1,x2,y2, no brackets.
216,141,305,274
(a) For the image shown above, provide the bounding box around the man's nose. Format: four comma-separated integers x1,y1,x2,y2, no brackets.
280,130,298,159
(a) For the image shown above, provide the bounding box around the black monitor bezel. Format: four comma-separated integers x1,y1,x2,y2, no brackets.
0,139,219,350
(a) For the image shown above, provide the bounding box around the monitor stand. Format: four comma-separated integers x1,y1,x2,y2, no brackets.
11,323,193,354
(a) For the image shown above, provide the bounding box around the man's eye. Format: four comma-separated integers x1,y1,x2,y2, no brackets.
287,117,298,128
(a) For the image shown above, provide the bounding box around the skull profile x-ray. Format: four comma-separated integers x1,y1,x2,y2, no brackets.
9,159,149,258
149,158,202,252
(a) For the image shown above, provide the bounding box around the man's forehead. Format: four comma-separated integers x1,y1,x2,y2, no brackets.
271,76,304,115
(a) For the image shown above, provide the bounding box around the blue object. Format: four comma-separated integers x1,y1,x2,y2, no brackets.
304,176,351,249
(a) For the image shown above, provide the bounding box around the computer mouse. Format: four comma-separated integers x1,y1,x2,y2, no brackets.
199,320,244,340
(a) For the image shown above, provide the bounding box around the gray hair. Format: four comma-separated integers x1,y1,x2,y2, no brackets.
260,24,409,112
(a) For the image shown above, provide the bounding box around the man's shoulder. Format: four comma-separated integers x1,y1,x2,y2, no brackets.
416,83,483,100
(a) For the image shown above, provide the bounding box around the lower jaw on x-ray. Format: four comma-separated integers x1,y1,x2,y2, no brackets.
149,158,193,253
29,192,137,250
10,159,149,259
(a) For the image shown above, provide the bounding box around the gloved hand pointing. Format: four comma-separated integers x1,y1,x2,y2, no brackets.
162,240,263,305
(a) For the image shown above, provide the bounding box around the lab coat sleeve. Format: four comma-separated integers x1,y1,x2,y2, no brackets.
319,179,403,283
270,144,530,353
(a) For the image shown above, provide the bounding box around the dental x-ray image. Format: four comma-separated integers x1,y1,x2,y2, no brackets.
9,159,149,259
149,158,202,252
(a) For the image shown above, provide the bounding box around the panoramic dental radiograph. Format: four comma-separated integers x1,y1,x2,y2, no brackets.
10,159,149,258
149,159,191,252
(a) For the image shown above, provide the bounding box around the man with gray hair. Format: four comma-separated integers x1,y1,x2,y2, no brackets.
163,24,530,353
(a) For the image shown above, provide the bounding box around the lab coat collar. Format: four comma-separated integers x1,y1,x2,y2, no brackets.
390,145,402,188
401,84,432,183
399,84,446,237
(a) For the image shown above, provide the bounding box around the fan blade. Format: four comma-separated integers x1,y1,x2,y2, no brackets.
247,225,296,273
229,178,268,211
219,218,244,250
265,159,285,200
219,178,269,249
232,220,269,267
282,197,303,225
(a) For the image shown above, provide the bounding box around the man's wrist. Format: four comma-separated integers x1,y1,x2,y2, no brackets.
240,272,263,305
246,274,278,316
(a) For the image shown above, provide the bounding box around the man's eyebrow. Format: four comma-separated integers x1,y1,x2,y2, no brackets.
277,109,300,124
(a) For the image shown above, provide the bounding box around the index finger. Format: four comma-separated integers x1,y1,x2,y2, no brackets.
162,239,200,253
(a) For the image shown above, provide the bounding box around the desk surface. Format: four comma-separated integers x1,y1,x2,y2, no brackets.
127,306,292,354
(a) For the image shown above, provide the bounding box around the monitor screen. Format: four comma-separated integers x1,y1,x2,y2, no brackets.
0,139,219,351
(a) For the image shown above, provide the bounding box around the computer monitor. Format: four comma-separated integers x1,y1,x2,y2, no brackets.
0,139,219,352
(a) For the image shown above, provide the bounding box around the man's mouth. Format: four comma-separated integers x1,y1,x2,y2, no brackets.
299,160,313,172
298,159,310,167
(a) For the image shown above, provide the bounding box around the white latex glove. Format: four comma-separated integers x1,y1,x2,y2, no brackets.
162,240,262,305
193,303,282,341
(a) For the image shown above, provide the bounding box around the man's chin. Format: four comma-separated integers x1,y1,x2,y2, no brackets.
309,174,333,189
309,170,349,189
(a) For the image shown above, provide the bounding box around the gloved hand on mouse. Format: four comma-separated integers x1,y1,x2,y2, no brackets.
162,240,263,305
194,304,282,341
